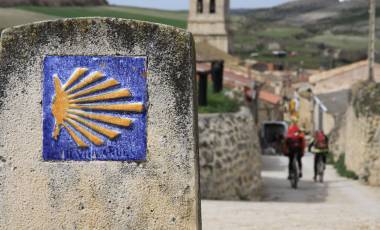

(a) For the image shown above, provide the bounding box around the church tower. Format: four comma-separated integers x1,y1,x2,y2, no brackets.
188,0,230,53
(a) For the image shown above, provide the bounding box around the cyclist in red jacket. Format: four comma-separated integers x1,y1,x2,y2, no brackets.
284,123,306,179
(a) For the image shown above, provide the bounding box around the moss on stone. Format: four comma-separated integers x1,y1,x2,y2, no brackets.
353,81,380,117
334,154,359,180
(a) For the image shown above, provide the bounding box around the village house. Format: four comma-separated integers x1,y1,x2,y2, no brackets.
306,60,380,134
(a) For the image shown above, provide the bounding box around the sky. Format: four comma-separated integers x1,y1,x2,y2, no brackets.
108,0,290,10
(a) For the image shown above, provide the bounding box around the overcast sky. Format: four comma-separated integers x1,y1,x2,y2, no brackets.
108,0,290,10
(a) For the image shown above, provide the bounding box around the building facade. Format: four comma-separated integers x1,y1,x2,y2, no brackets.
188,0,230,53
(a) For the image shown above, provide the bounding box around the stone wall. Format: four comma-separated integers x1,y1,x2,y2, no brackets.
310,60,380,95
331,83,380,186
198,108,262,200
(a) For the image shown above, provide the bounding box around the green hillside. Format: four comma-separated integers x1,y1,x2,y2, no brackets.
19,6,187,28
103,6,187,21
0,6,187,31
230,0,379,69
1,1,378,70
0,8,56,30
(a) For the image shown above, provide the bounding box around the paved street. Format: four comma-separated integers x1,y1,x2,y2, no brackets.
202,154,380,230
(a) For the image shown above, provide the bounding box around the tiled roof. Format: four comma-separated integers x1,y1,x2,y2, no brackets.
195,64,281,105
259,90,282,105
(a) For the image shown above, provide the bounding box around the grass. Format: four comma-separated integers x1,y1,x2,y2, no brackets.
17,6,187,29
0,8,56,30
307,33,380,51
198,84,240,114
231,21,322,69
229,5,380,70
331,7,380,26
233,26,375,69
103,6,187,21
256,27,306,39
330,153,359,180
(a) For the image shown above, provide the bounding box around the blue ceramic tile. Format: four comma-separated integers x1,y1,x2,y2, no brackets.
42,56,147,161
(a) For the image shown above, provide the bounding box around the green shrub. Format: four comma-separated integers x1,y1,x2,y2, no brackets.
198,86,240,114
333,154,359,180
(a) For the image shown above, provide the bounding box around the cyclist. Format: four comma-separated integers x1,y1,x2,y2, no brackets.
284,122,305,179
309,130,329,182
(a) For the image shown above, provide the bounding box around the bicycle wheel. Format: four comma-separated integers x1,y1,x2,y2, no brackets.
291,158,299,189
318,159,324,183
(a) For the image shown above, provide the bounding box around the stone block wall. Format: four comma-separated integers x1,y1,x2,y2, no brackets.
334,106,380,186
331,83,380,186
198,108,262,200
348,108,380,184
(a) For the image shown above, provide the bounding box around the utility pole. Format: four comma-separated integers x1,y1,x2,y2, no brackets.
251,81,264,125
368,0,376,82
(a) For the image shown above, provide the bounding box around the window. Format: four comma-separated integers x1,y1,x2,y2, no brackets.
197,0,203,13
210,0,216,13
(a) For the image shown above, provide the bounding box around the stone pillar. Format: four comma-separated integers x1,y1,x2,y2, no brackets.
211,60,224,93
0,18,200,229
198,70,209,106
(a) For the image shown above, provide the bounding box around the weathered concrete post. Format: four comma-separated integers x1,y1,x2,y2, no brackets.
0,18,200,229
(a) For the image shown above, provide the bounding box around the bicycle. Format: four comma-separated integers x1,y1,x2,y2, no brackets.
289,154,299,189
315,153,326,183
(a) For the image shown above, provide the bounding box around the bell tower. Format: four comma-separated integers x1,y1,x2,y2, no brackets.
188,0,230,53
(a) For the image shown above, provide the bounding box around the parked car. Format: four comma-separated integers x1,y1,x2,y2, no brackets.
260,121,288,155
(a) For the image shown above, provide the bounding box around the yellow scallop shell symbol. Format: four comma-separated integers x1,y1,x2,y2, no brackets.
51,67,144,148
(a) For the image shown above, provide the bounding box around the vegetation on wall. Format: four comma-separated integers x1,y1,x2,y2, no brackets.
328,153,359,180
353,82,380,117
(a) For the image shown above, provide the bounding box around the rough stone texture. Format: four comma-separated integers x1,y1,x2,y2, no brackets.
198,108,262,200
0,18,200,229
331,83,380,186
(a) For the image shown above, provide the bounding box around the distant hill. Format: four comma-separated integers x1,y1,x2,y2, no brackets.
230,0,380,69
0,5,187,33
234,0,378,34
268,0,367,19
237,0,364,22
0,0,108,7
